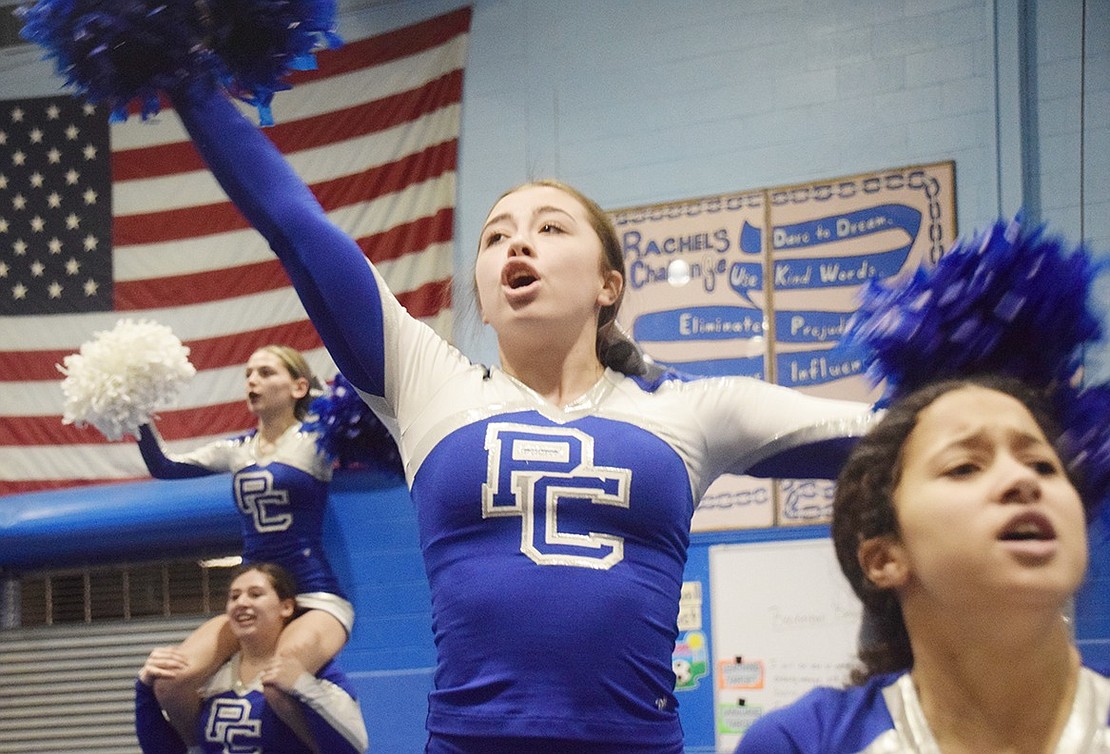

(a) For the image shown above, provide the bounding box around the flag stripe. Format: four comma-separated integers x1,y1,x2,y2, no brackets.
113,171,458,282
0,238,453,382
0,288,313,353
116,259,292,310
6,402,247,447
111,69,464,184
0,478,136,495
0,8,471,494
360,206,455,265
0,317,321,383
112,103,463,221
296,7,471,78
111,36,470,157
11,396,267,446
112,130,458,246
269,71,464,154
5,344,335,419
114,169,458,303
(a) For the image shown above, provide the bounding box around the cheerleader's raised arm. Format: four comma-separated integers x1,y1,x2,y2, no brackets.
170,83,388,397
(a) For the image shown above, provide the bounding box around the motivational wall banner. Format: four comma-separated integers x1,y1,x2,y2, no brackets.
611,162,956,530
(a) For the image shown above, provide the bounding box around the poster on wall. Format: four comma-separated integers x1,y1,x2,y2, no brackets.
611,190,774,529
611,161,956,531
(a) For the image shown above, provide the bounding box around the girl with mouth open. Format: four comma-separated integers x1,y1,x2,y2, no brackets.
735,374,1110,753
156,89,877,753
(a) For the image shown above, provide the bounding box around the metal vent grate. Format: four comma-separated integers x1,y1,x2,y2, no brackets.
15,557,238,628
0,616,206,753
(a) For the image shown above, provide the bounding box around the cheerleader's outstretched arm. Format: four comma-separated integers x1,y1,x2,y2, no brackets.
170,84,388,397
136,425,213,480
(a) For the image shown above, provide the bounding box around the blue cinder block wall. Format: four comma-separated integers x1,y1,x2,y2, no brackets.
322,471,436,752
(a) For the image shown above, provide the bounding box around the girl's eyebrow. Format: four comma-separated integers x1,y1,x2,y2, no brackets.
482,206,575,233
532,205,576,223
929,427,1051,460
481,212,511,232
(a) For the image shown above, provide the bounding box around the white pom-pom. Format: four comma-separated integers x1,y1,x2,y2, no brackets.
58,319,196,441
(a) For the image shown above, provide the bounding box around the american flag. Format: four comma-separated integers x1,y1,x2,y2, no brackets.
0,7,471,496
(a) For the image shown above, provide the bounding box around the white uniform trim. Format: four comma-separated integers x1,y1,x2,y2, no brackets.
296,591,355,634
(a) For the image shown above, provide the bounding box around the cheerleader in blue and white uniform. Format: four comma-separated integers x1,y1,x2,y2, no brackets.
734,215,1110,752
735,375,1110,753
160,78,882,751
136,345,353,746
136,562,368,754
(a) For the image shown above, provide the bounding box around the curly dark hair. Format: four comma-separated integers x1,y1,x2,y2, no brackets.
831,374,1069,683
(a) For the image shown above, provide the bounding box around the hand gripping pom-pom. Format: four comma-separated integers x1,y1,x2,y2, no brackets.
58,319,196,440
17,0,340,124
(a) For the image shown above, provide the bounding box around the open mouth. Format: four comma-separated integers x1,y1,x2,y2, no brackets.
998,513,1056,542
509,272,537,289
502,261,539,290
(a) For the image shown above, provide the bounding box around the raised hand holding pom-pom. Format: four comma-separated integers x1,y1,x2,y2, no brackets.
59,318,195,441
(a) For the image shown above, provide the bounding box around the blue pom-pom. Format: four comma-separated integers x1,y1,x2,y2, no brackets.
18,0,341,124
303,373,403,475
18,0,220,121
846,212,1110,517
203,0,342,125
843,215,1105,404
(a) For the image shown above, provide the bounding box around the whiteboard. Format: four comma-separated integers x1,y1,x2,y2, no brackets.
709,537,863,752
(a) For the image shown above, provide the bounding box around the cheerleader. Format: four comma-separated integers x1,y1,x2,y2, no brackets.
736,374,1110,753
135,345,352,746
136,562,368,754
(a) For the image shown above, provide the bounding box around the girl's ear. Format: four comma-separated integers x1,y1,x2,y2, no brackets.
858,534,910,590
291,376,310,400
597,269,623,308
280,598,296,620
